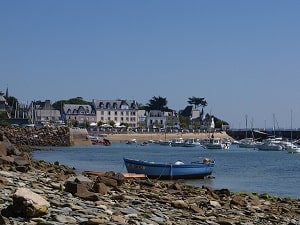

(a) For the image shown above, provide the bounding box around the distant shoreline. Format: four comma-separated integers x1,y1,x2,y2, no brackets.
72,130,234,145
106,132,233,142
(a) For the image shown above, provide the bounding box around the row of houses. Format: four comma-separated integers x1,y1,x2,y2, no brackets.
32,99,183,129
0,95,216,129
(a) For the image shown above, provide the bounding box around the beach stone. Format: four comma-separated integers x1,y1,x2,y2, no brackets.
111,214,126,223
66,175,93,186
0,142,7,156
210,200,221,208
93,182,109,195
230,194,247,207
172,200,189,209
55,214,77,223
11,187,50,217
0,155,14,165
75,189,100,201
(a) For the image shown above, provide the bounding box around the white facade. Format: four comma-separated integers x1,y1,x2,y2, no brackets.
92,99,139,128
63,104,96,124
145,110,179,129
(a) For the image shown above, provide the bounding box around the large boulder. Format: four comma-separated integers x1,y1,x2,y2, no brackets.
2,188,50,218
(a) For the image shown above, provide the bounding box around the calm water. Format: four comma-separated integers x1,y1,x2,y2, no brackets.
32,143,300,199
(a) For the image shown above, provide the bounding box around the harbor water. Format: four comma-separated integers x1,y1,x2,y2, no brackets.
32,142,300,199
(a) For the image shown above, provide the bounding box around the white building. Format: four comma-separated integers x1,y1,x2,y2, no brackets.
92,99,139,128
63,104,97,125
145,110,179,129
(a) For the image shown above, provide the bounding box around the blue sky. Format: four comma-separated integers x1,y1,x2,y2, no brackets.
1,1,300,129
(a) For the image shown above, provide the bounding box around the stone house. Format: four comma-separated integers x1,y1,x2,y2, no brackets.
92,99,139,128
27,100,61,124
0,95,8,112
62,104,97,126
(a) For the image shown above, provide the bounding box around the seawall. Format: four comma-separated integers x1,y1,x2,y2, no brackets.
226,129,300,140
0,126,72,146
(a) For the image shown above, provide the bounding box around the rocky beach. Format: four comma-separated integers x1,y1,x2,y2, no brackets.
0,126,299,224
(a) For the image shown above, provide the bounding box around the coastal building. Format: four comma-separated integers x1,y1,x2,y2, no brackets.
62,104,97,126
92,99,139,128
0,95,8,112
145,110,179,129
180,105,203,129
27,100,61,124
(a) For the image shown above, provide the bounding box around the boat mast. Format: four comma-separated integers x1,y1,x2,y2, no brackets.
245,114,248,139
290,110,293,140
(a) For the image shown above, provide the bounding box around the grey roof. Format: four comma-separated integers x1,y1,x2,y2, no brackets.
0,95,7,102
64,104,95,115
92,99,138,110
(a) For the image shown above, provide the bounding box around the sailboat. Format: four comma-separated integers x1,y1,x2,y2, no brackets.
238,115,260,149
286,110,300,153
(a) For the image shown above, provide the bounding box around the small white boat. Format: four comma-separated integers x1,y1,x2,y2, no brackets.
183,138,202,147
287,143,300,154
170,138,185,147
257,138,283,151
202,138,230,149
126,139,137,144
158,140,171,146
238,138,261,149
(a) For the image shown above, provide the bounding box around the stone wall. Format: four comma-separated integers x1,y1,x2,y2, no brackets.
0,126,71,146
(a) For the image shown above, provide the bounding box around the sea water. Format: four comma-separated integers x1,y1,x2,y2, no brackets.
32,143,300,199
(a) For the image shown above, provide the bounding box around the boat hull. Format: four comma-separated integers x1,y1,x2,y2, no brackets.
123,158,214,179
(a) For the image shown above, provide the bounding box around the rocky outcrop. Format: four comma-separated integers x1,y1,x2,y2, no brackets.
0,168,299,225
0,126,71,147
0,131,299,224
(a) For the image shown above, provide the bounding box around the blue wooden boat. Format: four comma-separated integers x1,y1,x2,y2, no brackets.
123,157,215,179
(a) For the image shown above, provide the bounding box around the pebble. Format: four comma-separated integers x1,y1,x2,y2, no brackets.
0,166,300,225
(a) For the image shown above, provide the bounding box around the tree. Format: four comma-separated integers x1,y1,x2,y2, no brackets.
187,97,207,109
145,96,169,111
179,115,189,129
52,97,90,110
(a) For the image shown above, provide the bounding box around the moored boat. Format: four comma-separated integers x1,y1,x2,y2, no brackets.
286,143,300,154
257,138,283,151
238,138,261,149
123,157,215,179
91,138,111,146
202,138,230,149
126,139,137,144
170,138,185,147
183,138,202,147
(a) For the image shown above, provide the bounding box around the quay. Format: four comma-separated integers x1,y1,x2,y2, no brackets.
226,129,300,140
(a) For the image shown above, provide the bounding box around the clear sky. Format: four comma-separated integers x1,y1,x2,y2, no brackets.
1,1,300,129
